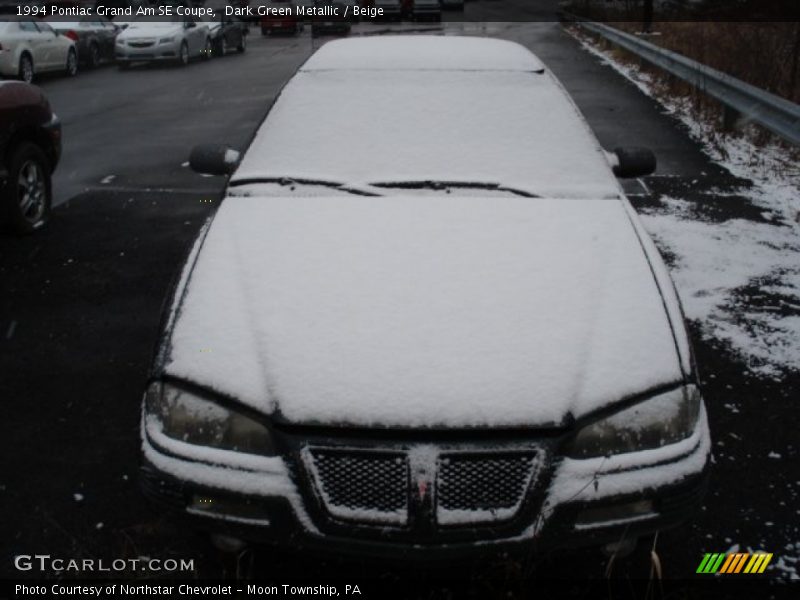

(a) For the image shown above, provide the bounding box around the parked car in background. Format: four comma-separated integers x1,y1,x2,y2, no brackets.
311,0,351,37
99,0,152,30
44,15,119,68
340,0,360,22
440,0,463,10
260,0,303,35
115,13,211,68
411,0,441,21
141,36,710,560
0,18,78,83
197,0,247,55
0,81,61,234
374,0,401,20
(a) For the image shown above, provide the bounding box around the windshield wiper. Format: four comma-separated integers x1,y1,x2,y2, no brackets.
369,180,540,198
228,177,380,197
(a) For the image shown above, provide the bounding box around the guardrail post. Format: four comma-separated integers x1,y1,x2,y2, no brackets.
722,105,742,131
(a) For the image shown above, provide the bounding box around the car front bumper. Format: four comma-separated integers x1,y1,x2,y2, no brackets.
140,406,711,559
116,41,181,63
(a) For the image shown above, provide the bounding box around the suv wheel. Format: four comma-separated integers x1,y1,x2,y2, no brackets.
1,143,52,234
18,54,34,84
237,32,247,53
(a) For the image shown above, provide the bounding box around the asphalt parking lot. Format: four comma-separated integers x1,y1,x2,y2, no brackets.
1,1,799,594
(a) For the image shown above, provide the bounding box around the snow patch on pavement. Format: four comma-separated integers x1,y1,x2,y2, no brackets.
571,28,800,377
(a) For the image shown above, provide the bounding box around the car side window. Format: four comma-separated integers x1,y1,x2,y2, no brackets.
19,21,39,33
36,21,55,34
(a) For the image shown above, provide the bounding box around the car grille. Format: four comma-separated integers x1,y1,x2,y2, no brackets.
304,448,409,525
128,41,155,48
436,453,540,526
303,446,542,528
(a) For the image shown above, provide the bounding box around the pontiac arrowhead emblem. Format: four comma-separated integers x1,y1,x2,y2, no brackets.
417,479,429,500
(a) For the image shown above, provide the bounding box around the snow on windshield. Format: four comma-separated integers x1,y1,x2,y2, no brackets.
232,42,620,199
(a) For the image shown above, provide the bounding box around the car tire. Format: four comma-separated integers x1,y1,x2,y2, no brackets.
86,43,100,69
237,32,247,53
213,36,224,57
66,48,78,76
1,142,52,235
178,41,189,66
18,53,34,84
201,38,212,60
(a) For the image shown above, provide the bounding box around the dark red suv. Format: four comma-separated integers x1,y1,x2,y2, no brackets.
0,81,61,234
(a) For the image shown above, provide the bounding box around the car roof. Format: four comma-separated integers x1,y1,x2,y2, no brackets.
301,35,546,72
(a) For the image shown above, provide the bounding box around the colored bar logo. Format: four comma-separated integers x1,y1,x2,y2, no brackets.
696,552,772,574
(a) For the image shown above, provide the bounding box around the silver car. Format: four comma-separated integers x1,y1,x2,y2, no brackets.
0,17,78,83
115,14,212,68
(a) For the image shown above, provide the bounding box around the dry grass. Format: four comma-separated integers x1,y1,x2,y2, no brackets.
616,21,800,104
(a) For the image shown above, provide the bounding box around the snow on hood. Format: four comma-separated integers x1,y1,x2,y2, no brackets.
164,195,683,428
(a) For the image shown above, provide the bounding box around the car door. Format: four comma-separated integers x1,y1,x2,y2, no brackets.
32,21,62,70
221,1,239,49
100,18,120,58
90,18,113,58
17,20,49,69
184,16,203,56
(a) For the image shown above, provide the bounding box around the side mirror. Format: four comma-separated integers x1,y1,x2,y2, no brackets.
189,144,241,176
185,21,196,29
608,147,656,178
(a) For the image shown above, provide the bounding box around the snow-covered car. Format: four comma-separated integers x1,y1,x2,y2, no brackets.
0,17,78,83
115,13,212,68
140,36,711,558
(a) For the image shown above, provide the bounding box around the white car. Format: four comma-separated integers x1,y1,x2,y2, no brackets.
141,36,710,559
115,14,212,68
0,18,78,83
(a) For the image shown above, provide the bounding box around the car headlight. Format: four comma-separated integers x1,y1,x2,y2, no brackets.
145,382,275,455
158,36,176,44
116,39,126,46
568,385,702,459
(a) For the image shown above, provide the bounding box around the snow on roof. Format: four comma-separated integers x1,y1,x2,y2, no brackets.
165,195,682,429
300,36,546,72
232,64,620,198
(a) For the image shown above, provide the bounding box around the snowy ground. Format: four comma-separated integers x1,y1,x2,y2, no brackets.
569,27,800,582
569,27,800,381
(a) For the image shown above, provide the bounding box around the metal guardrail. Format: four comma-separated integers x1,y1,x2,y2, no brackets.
563,15,800,146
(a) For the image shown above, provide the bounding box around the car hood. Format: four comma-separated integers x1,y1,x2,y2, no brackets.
163,195,684,429
119,24,182,39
